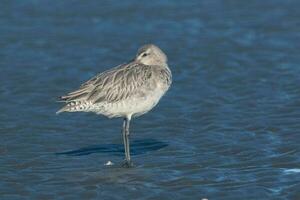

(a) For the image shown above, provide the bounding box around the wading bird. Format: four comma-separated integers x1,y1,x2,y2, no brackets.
57,44,172,166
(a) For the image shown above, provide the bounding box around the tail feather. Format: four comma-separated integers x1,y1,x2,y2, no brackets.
56,106,68,114
56,101,91,114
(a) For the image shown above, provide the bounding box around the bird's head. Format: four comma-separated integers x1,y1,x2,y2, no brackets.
135,44,168,66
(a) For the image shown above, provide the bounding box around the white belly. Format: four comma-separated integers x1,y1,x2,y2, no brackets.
91,84,168,119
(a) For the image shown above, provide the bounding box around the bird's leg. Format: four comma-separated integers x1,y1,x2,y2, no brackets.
122,117,132,167
122,118,127,160
125,117,131,162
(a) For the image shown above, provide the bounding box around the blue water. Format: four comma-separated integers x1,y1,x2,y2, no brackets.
1,0,300,199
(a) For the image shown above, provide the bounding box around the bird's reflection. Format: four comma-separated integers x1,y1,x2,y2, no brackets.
56,139,168,156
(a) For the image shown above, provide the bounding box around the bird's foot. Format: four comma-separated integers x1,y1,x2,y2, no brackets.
121,159,134,168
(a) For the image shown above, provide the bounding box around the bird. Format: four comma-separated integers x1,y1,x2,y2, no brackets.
57,44,172,166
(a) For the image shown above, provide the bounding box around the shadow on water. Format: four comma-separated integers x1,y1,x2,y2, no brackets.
56,139,168,156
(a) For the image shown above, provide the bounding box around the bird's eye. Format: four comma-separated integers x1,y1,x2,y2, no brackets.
141,53,148,57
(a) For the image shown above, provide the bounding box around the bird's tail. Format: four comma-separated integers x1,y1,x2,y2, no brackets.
56,105,70,114
56,101,91,114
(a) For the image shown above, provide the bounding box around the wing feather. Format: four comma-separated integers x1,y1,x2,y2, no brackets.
59,62,155,104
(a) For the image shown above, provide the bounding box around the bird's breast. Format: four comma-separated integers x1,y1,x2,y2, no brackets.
94,83,168,118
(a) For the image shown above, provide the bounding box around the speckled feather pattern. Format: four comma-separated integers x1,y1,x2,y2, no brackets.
57,44,172,119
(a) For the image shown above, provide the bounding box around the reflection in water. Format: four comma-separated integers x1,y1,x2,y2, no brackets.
56,139,168,156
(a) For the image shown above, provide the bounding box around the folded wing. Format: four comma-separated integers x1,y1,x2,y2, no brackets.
57,62,155,113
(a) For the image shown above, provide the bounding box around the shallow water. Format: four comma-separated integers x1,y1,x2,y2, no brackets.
1,0,300,199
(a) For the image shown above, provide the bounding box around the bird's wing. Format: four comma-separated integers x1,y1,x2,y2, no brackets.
59,62,155,103
59,63,125,102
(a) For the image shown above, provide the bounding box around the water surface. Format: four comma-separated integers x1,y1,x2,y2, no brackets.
1,0,300,199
